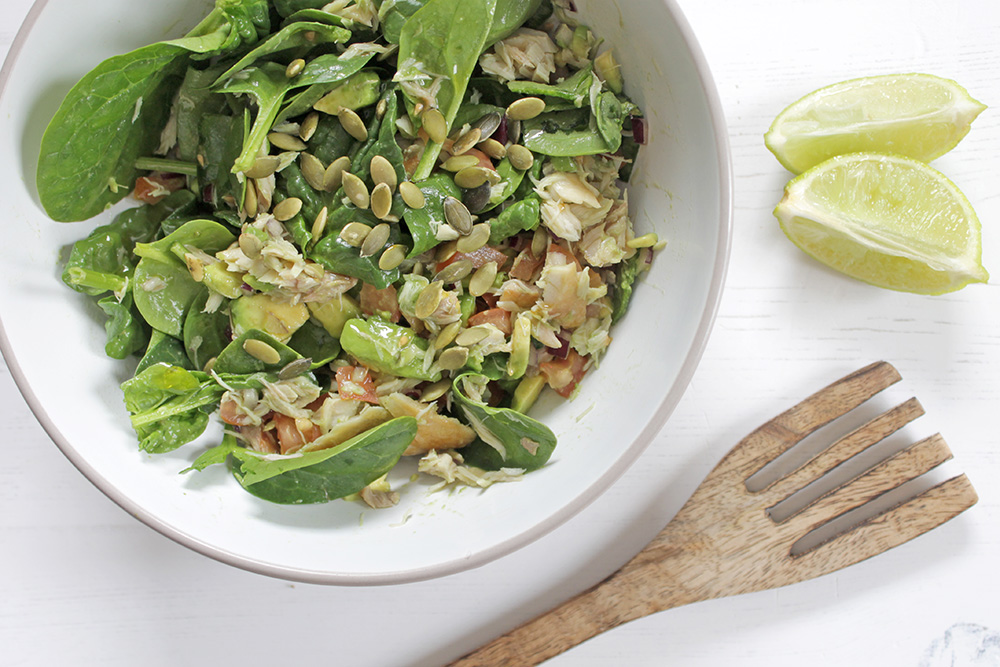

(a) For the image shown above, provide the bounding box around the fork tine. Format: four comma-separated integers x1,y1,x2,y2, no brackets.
758,397,925,503
791,474,977,572
734,361,902,473
782,434,953,531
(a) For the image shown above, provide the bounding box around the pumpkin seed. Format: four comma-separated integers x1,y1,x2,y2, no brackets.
443,197,473,235
451,128,482,156
285,58,306,79
421,108,448,144
507,313,532,379
455,326,490,347
415,281,444,319
339,108,368,142
376,97,388,119
507,144,535,171
243,338,281,365
457,222,492,253
239,231,263,258
437,346,469,371
462,182,492,214
454,166,492,190
300,152,327,190
627,233,659,249
324,156,351,192
311,206,329,242
371,183,394,220
478,138,507,160
434,321,462,350
342,172,370,209
269,131,307,152
507,97,546,121
299,112,320,142
436,240,459,263
434,258,474,284
469,261,498,297
442,154,480,172
278,357,313,380
243,182,259,218
379,244,407,271
420,378,452,402
340,222,372,247
473,111,503,139
245,155,281,179
360,222,390,257
399,181,426,209
531,227,549,257
273,197,303,222
370,155,398,191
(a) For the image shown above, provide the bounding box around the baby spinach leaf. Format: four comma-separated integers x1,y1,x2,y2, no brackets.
488,196,540,244
341,318,441,382
98,290,150,360
273,0,328,18
216,62,293,174
274,57,378,124
198,112,248,209
288,319,342,368
132,257,203,338
611,251,642,323
233,417,418,504
134,218,237,265
214,329,302,375
381,0,426,44
183,434,241,473
594,91,626,153
121,364,224,453
172,65,231,162
310,219,402,288
183,289,233,371
214,22,352,86
508,63,593,106
487,0,544,46
521,122,614,157
452,372,557,471
402,173,462,257
137,330,195,373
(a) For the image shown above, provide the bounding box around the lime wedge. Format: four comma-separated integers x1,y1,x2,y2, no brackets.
765,74,986,174
774,153,989,294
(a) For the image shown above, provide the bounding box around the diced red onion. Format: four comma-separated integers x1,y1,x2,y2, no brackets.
495,117,509,146
631,116,647,145
552,335,571,359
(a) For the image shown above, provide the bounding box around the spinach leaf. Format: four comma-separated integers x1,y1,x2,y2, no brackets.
489,196,540,244
214,22,352,86
397,0,498,179
288,319,342,368
198,112,248,209
137,330,194,373
594,91,626,153
310,223,402,288
402,173,462,257
131,257,203,338
508,63,593,106
172,65,230,162
134,218,237,265
521,121,614,157
121,364,224,453
97,290,150,360
486,0,544,46
340,318,441,382
274,57,378,124
232,417,418,504
611,251,642,323
216,62,293,174
214,329,302,375
273,0,328,18
451,372,557,471
183,289,233,371
381,0,426,44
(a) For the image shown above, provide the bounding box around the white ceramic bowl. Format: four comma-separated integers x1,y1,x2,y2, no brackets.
0,0,731,584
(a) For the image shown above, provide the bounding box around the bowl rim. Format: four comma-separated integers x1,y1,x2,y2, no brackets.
0,0,733,586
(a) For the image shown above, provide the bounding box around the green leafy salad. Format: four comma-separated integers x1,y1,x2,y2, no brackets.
39,0,657,508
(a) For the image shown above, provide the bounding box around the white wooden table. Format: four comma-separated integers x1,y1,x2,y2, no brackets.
2,1,998,665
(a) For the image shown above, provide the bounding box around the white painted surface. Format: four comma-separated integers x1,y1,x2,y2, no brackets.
1,1,997,665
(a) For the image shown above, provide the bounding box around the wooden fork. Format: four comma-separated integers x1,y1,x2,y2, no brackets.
451,361,978,666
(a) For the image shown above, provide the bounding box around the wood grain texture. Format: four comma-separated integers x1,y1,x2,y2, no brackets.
451,364,977,666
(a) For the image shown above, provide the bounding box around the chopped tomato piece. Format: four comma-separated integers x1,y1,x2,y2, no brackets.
133,173,186,205
272,413,322,455
360,283,401,323
336,366,380,404
539,350,589,398
468,307,512,336
219,398,254,426
509,249,545,281
436,245,509,273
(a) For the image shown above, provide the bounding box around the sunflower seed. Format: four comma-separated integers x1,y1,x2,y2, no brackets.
507,97,546,121
340,222,372,247
421,108,448,144
442,154,480,173
342,172,370,209
531,227,549,258
478,138,507,160
472,111,503,139
451,128,482,156
455,166,492,190
245,155,281,179
469,261,498,297
311,206,329,242
370,155,398,191
360,223,390,258
243,338,281,365
415,281,444,319
278,357,313,380
269,132,307,152
457,222,492,254
443,197,473,235
273,197,303,222
324,156,351,192
339,108,369,142
399,181,426,209
463,183,492,214
434,321,462,350
285,58,306,79
299,112,320,142
420,378,452,402
434,258,474,284
455,326,490,347
507,144,535,171
379,244,407,271
371,183,394,220
437,346,469,371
